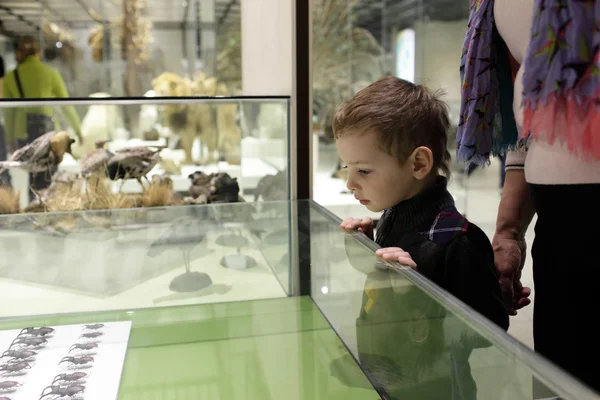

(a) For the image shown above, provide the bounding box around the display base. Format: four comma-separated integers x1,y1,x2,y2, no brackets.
169,271,213,293
220,254,257,270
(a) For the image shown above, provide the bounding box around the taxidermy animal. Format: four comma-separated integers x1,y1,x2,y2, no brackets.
147,207,216,273
187,171,241,203
152,72,242,165
216,100,242,165
254,170,288,201
0,131,75,175
188,171,213,202
106,145,164,190
209,172,242,203
79,139,113,178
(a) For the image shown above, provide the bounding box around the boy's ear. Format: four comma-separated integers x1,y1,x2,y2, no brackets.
409,146,434,179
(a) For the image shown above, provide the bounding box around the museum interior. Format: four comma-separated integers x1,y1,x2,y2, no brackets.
0,0,594,399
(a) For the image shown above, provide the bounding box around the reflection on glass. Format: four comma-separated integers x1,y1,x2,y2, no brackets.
0,200,596,399
0,201,292,318
309,201,597,400
311,0,477,217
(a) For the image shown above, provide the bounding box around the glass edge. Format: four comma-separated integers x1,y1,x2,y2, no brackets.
0,294,292,325
0,200,293,221
306,200,600,399
0,96,292,108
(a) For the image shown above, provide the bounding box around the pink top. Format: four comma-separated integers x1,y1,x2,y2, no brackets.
495,0,600,185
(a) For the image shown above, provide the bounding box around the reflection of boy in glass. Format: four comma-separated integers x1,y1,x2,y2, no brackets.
2,36,82,199
354,263,489,399
336,77,509,397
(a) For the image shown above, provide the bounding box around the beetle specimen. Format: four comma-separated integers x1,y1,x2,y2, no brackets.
83,324,104,330
10,337,47,349
0,362,32,375
69,343,98,353
79,332,103,339
0,350,37,361
19,327,54,337
52,372,88,385
59,356,94,368
39,384,85,399
0,381,21,392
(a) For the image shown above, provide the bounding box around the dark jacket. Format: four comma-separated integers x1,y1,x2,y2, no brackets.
375,176,508,331
351,176,509,400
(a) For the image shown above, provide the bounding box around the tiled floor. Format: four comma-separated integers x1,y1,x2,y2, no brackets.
313,142,535,350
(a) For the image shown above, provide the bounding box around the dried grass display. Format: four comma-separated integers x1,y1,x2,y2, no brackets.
0,187,20,215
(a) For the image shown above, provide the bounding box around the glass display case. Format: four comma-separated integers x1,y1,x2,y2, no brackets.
0,200,596,399
0,0,240,98
0,96,290,211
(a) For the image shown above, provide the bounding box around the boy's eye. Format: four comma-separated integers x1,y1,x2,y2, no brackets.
358,169,371,175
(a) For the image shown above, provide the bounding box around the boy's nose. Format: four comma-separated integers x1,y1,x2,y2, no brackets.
346,176,358,191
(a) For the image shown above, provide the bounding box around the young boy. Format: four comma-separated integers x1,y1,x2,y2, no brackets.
336,76,508,331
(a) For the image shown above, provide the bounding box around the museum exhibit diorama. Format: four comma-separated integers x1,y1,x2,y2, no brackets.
0,200,596,399
0,0,265,212
0,96,289,211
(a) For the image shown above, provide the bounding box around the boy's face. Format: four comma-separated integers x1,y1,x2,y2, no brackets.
336,131,425,213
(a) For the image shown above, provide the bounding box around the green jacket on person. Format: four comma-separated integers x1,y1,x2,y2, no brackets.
2,55,82,146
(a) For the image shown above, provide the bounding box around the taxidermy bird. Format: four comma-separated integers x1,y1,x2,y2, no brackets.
106,145,164,190
147,207,217,292
79,139,113,178
0,131,75,176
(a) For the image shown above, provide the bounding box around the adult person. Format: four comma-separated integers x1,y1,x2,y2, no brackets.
458,0,600,394
2,36,83,199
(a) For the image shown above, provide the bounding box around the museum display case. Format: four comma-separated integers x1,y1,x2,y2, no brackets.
0,0,240,98
0,200,596,399
0,96,290,211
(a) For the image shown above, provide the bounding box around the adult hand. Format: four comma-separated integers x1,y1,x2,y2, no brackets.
375,247,417,268
340,216,374,240
492,235,531,315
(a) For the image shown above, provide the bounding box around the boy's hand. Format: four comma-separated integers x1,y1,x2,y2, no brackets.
340,217,374,240
375,247,417,268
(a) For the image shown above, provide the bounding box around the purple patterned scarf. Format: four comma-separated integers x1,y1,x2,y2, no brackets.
458,0,600,165
522,0,600,161
457,0,519,166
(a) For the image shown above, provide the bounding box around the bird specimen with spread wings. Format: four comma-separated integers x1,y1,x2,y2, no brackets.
0,131,75,175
